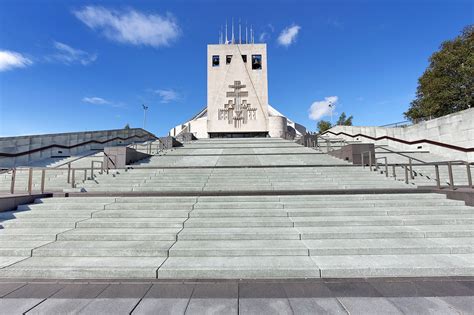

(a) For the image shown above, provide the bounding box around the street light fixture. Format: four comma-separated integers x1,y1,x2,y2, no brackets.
142,104,149,130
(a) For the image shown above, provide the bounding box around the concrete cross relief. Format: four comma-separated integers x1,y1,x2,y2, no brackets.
218,81,257,128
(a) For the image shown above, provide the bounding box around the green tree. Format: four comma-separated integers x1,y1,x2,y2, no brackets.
317,120,332,133
124,123,130,129
404,25,474,121
336,112,353,126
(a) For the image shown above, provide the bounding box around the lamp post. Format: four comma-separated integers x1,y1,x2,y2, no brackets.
142,104,149,129
329,102,334,125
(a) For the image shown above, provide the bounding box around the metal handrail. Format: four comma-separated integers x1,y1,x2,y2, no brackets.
375,145,427,165
362,158,473,189
3,158,472,195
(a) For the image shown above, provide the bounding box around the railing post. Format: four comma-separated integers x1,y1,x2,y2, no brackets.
10,168,16,194
40,169,45,193
28,168,33,195
384,158,388,177
466,163,473,189
84,169,87,181
91,161,94,179
392,165,396,179
404,165,409,184
361,153,365,168
447,162,454,189
435,164,441,189
71,169,75,188
67,163,71,184
369,153,372,172
409,158,414,179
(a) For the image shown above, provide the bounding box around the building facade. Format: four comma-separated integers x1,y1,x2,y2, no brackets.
170,39,305,139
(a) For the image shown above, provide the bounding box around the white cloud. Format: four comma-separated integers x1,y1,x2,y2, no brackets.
82,97,111,105
0,50,33,72
308,96,338,120
49,41,97,65
73,6,180,48
277,24,301,47
154,89,180,103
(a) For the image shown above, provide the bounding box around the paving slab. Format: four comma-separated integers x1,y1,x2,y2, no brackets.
78,283,151,314
239,282,293,315
283,282,348,314
132,283,194,314
186,283,238,315
26,283,109,314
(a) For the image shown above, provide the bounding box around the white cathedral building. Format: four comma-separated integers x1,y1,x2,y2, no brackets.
169,29,306,139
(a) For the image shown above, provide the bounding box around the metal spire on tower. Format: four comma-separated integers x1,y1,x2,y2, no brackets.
231,18,235,44
225,20,228,44
245,22,248,44
239,19,241,44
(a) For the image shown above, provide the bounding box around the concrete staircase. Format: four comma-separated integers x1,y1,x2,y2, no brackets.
0,138,472,279
0,193,472,279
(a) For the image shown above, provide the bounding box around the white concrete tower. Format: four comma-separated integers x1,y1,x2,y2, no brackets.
207,43,270,137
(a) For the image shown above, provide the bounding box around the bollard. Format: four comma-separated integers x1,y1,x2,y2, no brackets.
466,163,473,189
10,168,16,194
28,168,33,195
435,165,441,189
40,169,45,193
67,163,71,184
447,162,454,189
404,165,409,184
71,169,75,188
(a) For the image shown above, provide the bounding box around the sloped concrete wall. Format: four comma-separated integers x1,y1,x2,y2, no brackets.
327,108,474,161
0,128,156,168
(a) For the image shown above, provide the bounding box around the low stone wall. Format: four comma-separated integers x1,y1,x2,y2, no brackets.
104,147,151,169
325,108,474,161
0,128,156,168
328,144,375,165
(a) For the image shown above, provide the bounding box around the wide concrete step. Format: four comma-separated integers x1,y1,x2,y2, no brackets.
0,257,165,279
296,225,474,239
178,227,300,240
76,218,185,228
158,256,320,279
184,217,293,228
0,240,53,256
57,228,180,241
311,254,474,277
286,206,473,217
303,238,473,255
33,240,175,257
92,210,190,218
291,214,474,227
169,240,309,256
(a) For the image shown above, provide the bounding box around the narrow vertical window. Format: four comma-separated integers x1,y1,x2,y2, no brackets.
226,55,232,64
212,55,219,67
252,55,262,70
241,55,247,63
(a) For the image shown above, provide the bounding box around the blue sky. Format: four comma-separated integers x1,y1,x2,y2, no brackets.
0,0,472,136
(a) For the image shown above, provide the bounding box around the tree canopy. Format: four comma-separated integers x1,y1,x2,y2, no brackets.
404,25,473,121
317,120,332,133
317,112,353,133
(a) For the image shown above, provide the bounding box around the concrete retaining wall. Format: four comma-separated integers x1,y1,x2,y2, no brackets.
0,128,156,168
326,108,474,161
